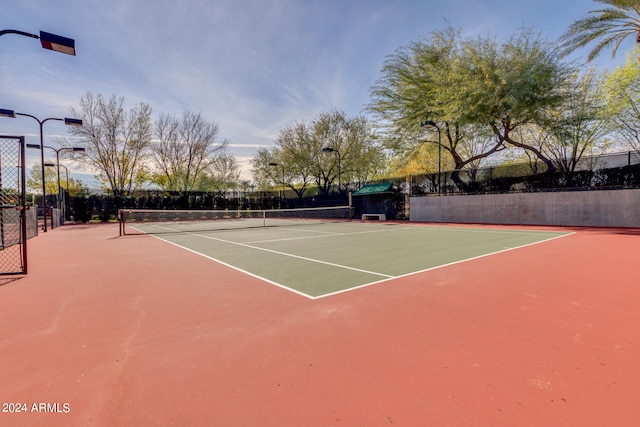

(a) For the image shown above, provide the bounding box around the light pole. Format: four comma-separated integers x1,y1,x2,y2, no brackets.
31,145,85,210
45,163,70,221
268,162,285,208
1,109,83,231
421,120,442,195
322,147,342,193
0,29,76,55
45,163,69,194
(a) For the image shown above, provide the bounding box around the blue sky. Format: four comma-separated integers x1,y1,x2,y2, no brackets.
0,0,630,188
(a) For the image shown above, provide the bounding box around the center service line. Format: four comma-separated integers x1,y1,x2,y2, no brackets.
185,231,394,279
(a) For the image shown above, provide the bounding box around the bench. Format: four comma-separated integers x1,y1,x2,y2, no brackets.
361,214,386,221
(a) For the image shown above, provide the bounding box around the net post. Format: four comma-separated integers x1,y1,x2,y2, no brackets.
118,209,125,236
348,191,353,220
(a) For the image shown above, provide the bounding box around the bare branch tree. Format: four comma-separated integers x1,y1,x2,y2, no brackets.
151,111,228,192
65,92,153,196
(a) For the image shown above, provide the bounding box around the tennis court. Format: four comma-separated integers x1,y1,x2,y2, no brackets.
2,220,639,426
121,209,569,298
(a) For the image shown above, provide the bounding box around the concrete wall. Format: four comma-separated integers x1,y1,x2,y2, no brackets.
410,189,640,227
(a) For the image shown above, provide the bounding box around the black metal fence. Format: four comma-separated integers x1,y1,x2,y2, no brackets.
61,150,640,224
68,189,353,223
411,150,640,196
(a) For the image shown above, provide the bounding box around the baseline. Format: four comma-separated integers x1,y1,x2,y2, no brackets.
316,231,574,299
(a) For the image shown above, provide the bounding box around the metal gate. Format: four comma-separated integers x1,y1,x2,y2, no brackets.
0,135,28,275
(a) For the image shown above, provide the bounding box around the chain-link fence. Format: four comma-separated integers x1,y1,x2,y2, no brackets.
0,136,27,275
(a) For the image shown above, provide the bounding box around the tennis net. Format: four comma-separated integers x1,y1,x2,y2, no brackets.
118,205,353,235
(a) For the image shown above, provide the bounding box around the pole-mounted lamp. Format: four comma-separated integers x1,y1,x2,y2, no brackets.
321,147,342,193
1,109,83,231
44,162,70,220
0,29,76,55
421,120,442,195
29,144,85,211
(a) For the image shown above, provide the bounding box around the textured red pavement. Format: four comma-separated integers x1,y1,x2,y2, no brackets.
0,223,639,426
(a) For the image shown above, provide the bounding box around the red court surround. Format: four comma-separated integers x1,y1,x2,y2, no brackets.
1,223,638,426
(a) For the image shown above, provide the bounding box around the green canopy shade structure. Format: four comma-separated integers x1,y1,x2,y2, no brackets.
352,182,404,220
352,182,394,196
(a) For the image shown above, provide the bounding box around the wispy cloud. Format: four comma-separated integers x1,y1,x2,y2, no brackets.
2,0,624,182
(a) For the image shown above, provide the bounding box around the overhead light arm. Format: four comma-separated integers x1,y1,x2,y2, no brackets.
1,29,76,55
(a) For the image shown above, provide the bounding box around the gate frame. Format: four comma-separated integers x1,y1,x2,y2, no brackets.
0,135,28,275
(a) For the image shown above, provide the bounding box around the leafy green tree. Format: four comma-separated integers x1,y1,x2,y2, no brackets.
453,29,571,173
369,27,512,191
312,111,384,194
251,147,282,191
604,46,640,150
543,68,612,179
27,163,57,194
197,153,241,193
27,162,89,204
559,0,640,61
369,26,571,190
252,121,317,198
388,144,439,177
492,68,611,186
252,111,384,196
65,176,90,197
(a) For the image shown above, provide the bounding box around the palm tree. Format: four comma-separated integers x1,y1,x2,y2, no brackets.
560,0,640,61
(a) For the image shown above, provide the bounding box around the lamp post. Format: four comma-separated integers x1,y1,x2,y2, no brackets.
268,162,285,208
44,162,69,194
421,120,442,195
44,163,70,221
322,147,342,193
1,109,83,231
31,145,85,210
0,29,76,55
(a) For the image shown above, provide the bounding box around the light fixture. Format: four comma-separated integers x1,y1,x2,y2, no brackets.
0,29,76,55
321,147,342,192
421,120,442,195
1,110,83,231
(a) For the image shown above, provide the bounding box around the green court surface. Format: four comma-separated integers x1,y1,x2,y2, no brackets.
130,222,569,298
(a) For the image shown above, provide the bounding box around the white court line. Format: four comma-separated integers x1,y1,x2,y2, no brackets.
313,232,575,299
245,233,348,244
279,227,345,235
408,224,569,237
190,233,393,278
129,224,573,299
147,225,394,279
244,226,402,244
138,233,316,299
